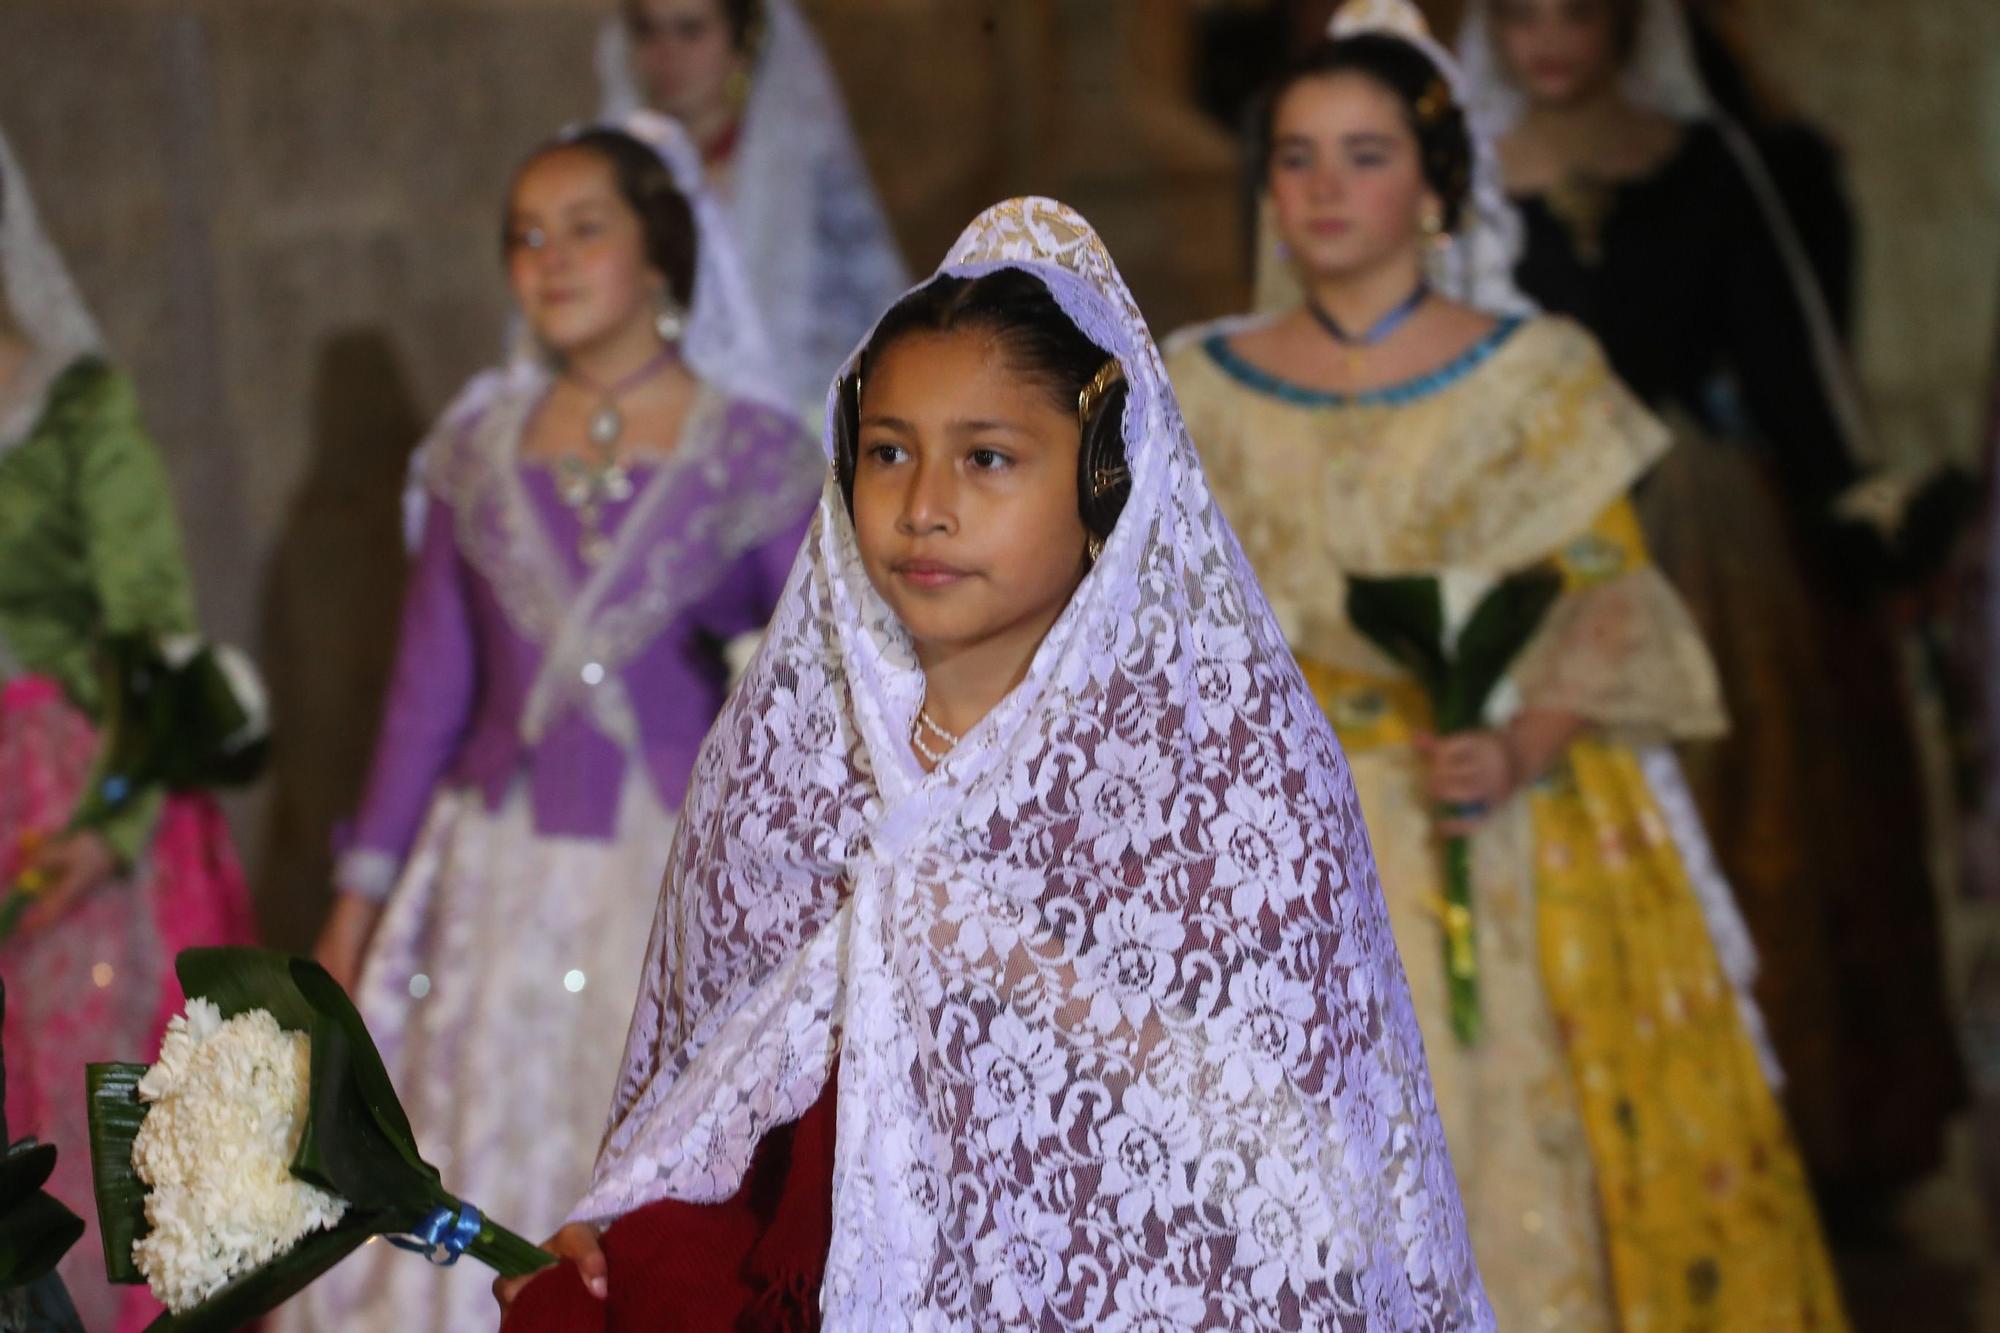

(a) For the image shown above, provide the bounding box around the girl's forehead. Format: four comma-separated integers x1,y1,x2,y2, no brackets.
512,150,620,210
1277,73,1411,132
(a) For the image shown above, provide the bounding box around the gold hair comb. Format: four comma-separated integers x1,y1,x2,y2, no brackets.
1415,79,1453,124
1078,358,1124,422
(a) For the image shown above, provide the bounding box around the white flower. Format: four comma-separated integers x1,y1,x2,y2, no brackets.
1212,785,1307,919
130,1000,347,1312
1434,568,1495,656
1234,1154,1334,1301
1436,568,1522,724
1208,967,1318,1095
1096,1084,1200,1229
968,1009,1068,1154
1072,733,1177,863
1099,1268,1209,1332
211,643,271,745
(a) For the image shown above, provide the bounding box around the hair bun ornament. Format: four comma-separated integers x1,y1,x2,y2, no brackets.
1330,0,1438,45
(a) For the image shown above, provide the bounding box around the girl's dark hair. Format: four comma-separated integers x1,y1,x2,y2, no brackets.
1604,0,1645,63
623,0,763,52
508,129,698,307
1256,33,1474,232
833,268,1132,542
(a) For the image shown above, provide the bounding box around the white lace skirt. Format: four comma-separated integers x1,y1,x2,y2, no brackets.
273,775,675,1333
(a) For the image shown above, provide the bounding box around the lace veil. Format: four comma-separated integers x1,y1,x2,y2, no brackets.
0,124,105,454
569,195,1490,1328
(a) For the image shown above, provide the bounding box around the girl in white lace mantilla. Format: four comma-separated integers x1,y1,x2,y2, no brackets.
499,197,1491,1330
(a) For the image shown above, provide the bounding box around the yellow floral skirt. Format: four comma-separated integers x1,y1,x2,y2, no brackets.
1303,659,1848,1331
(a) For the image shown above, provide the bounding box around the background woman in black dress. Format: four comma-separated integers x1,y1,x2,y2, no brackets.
1457,0,1964,1220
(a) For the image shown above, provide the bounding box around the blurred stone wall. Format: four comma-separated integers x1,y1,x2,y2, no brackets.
0,0,1241,945
3,0,1990,946
1724,0,2000,471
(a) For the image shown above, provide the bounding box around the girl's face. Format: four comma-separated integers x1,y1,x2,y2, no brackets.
1267,72,1437,285
505,147,663,360
625,0,745,127
1489,0,1625,108
852,329,1094,671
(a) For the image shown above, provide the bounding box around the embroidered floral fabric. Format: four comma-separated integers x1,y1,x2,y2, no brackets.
572,198,1490,1329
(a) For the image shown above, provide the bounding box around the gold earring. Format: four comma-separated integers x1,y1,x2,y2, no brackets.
1420,209,1445,238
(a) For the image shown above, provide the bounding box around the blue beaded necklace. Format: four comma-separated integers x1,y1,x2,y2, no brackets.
1307,281,1431,372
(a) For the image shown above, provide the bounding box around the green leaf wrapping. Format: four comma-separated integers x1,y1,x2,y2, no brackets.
136,1220,382,1333
288,958,432,1185
170,949,319,1033
84,1063,149,1284
1438,566,1564,732
1344,576,1447,704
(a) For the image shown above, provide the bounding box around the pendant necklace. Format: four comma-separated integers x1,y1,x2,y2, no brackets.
1306,280,1431,375
556,347,676,566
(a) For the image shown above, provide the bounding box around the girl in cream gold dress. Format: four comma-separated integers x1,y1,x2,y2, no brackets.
1167,3,1845,1327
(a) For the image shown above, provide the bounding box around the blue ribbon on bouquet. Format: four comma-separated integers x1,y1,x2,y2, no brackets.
387,1201,483,1267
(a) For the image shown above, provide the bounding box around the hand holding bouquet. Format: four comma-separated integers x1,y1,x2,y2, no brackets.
1346,566,1562,1045
0,634,267,943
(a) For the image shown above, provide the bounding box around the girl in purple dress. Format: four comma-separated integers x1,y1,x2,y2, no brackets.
285,113,819,1332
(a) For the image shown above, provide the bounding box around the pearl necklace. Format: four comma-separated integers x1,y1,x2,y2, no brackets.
910,707,960,767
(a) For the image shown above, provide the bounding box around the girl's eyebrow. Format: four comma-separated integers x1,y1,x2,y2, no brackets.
1342,132,1399,149
858,414,1037,437
948,418,1036,436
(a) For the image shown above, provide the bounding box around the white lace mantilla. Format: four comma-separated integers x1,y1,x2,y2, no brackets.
572,198,1491,1329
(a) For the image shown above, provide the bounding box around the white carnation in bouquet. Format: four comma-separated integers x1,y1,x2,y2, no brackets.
130,999,347,1312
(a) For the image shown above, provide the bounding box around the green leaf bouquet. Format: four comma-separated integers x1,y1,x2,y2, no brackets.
1346,566,1563,1045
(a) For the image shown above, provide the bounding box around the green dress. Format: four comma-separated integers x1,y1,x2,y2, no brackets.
0,352,247,1333
0,355,197,862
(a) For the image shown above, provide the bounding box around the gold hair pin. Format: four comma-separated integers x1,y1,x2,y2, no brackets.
1415,79,1453,124
1078,358,1124,422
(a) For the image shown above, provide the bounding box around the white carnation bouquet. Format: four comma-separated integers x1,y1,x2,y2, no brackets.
87,948,550,1330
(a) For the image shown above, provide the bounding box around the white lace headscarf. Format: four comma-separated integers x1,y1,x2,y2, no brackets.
571,196,1491,1328
597,0,909,416
1253,0,1534,319
0,123,105,453
1454,0,1873,457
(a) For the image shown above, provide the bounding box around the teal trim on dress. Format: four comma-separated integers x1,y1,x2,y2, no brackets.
1201,317,1526,408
